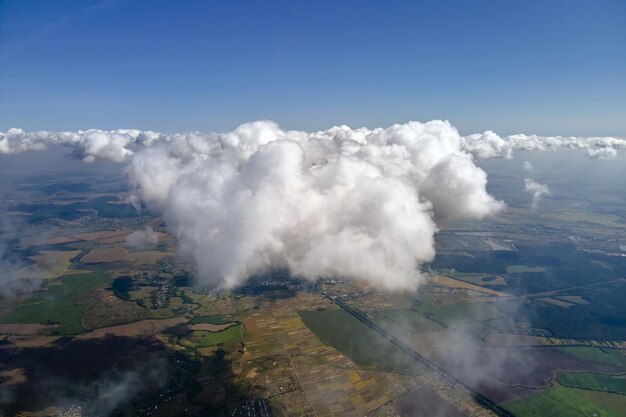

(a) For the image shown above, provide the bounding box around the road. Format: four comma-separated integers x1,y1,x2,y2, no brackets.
326,295,515,417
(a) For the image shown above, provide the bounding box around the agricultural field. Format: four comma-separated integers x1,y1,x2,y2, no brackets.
370,308,444,335
128,250,172,264
542,210,626,228
299,308,428,375
244,295,428,417
0,272,112,334
435,269,508,287
181,324,243,348
505,265,545,274
556,346,626,368
2,169,626,417
391,385,467,417
505,382,626,417
81,246,130,263
27,249,83,278
411,294,506,326
556,372,626,394
191,315,236,325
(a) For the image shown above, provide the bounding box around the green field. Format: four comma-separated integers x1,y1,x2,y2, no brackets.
435,268,504,286
191,315,234,325
506,264,546,274
299,309,427,375
506,382,626,417
557,372,626,394
543,211,626,228
436,268,492,279
197,324,242,347
371,308,443,334
411,293,505,326
558,346,626,368
0,272,111,334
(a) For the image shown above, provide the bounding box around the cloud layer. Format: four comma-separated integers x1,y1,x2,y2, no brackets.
0,127,163,162
2,125,624,162
3,120,621,290
463,132,625,160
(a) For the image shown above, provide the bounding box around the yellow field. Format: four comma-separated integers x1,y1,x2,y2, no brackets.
72,230,131,241
128,250,173,264
81,247,130,263
0,323,58,336
191,322,238,332
28,250,83,278
429,275,508,297
76,316,187,340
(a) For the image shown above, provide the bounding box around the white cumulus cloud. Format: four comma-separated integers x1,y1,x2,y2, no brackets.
585,147,618,160
524,178,550,211
0,127,164,162
522,161,534,173
125,227,160,250
128,120,504,291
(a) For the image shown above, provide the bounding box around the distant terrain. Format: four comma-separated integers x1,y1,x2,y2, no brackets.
1,158,625,417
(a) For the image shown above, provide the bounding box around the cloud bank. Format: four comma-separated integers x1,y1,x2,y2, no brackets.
0,127,163,162
2,125,624,162
462,132,625,160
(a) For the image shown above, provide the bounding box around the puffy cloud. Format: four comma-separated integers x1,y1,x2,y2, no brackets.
524,178,550,211
522,161,534,173
462,131,514,159
129,120,503,290
125,227,160,250
421,154,504,221
585,147,618,160
0,128,48,154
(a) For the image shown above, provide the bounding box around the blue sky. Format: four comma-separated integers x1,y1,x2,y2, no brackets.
1,0,624,135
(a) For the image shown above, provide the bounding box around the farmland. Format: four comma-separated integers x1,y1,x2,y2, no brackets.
81,246,130,263
556,347,626,368
370,308,444,335
2,162,626,417
191,324,242,347
27,250,83,278
505,265,545,274
0,272,112,334
505,382,626,417
410,295,505,326
556,372,626,394
299,308,428,375
191,315,235,325
243,293,431,417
